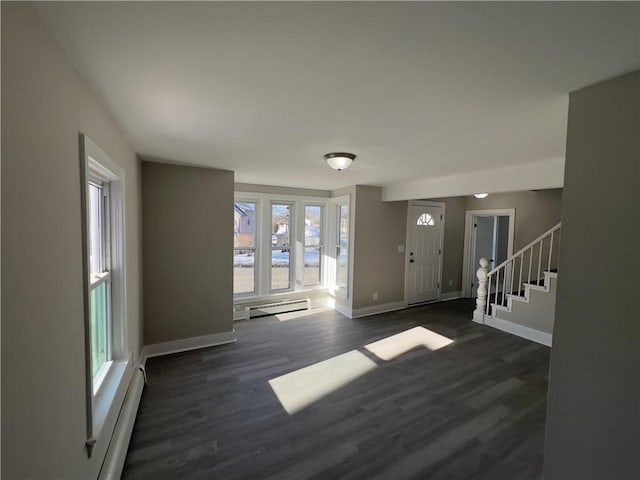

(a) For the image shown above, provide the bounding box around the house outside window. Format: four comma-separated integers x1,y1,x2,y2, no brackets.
271,203,292,291
233,193,340,299
234,201,257,294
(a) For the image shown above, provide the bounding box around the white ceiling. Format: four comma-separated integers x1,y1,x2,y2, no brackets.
35,2,639,198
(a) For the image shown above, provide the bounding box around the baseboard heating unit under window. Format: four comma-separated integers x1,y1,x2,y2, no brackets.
246,298,310,319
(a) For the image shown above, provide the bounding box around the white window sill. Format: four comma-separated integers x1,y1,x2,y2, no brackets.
92,360,113,396
92,359,130,438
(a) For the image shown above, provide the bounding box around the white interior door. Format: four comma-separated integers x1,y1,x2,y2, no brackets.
461,208,515,298
407,204,443,305
471,216,496,297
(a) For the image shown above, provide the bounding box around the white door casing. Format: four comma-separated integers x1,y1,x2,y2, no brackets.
406,203,444,305
462,208,515,298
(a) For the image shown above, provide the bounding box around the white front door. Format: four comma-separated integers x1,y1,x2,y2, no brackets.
407,204,443,305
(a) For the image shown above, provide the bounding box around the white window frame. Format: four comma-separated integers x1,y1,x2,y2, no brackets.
87,175,113,390
269,201,295,293
80,134,131,457
233,191,330,301
301,203,325,288
461,208,516,298
233,198,261,297
329,195,352,299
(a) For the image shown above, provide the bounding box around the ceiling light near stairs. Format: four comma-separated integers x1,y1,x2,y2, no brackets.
474,193,489,198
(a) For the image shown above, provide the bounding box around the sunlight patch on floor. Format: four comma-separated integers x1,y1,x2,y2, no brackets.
275,306,334,322
364,326,454,361
268,350,377,414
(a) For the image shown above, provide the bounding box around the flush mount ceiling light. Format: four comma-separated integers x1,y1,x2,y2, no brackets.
474,193,489,199
324,152,356,171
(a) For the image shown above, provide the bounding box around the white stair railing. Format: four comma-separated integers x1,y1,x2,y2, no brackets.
475,222,561,318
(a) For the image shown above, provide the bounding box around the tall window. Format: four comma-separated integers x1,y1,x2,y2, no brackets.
233,194,331,299
234,201,257,294
88,177,112,382
304,205,323,286
336,203,349,293
271,204,292,290
81,134,129,454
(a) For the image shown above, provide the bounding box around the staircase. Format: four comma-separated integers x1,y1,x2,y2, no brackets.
473,223,561,346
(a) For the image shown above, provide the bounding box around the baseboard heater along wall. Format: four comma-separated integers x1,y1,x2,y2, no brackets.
98,367,145,480
246,298,310,319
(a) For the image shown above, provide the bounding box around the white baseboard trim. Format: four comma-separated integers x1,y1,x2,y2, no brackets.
141,330,236,365
441,291,463,301
351,301,407,319
333,302,353,319
472,310,485,324
98,368,145,480
484,316,552,347
233,310,247,321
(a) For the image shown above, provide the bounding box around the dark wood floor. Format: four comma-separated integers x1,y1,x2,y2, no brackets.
122,299,550,480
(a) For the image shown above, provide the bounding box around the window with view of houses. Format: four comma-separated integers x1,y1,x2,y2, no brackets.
234,202,256,294
271,204,291,290
233,194,344,299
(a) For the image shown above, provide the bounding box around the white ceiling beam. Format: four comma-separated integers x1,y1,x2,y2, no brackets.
382,157,564,202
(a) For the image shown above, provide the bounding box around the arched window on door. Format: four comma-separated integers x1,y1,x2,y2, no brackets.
417,213,435,226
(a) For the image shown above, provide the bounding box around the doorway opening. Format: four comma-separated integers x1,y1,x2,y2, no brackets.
462,209,515,298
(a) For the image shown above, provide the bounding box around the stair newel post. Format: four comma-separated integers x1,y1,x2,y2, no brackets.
473,258,489,324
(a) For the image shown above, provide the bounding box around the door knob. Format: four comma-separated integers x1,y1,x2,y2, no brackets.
409,259,415,263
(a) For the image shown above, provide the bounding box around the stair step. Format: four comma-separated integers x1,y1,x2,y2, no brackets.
479,224,559,343
526,272,557,287
506,293,528,303
491,303,510,313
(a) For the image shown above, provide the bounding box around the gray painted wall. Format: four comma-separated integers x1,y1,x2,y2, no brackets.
438,197,467,294
351,186,407,310
494,274,557,334
347,188,561,305
543,71,639,479
435,189,563,296
466,189,563,251
142,162,234,345
1,4,143,478
330,186,561,311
